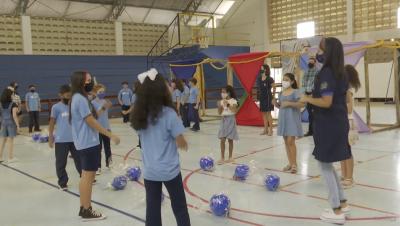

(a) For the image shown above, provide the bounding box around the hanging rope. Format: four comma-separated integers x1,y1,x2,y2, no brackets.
168,40,400,69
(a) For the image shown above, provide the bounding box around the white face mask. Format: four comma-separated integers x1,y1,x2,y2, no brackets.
221,93,228,99
282,81,291,89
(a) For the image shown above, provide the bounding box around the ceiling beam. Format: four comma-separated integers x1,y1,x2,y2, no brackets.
62,1,72,18
14,0,30,15
183,0,204,25
105,0,126,20
141,0,156,23
66,0,213,14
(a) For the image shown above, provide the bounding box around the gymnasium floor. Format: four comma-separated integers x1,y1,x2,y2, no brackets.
1,108,400,226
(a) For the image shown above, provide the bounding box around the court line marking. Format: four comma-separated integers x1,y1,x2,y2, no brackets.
0,163,146,224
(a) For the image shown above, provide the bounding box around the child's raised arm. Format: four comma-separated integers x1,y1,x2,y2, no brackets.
227,99,238,113
217,100,224,115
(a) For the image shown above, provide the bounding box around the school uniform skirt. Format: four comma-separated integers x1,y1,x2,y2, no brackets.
218,115,239,140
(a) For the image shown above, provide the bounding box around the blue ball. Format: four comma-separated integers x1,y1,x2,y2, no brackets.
39,135,49,143
126,167,141,181
209,194,231,217
234,164,249,180
200,156,214,171
32,133,41,142
265,174,280,191
112,175,128,190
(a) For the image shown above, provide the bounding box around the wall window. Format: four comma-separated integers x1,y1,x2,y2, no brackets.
297,21,315,38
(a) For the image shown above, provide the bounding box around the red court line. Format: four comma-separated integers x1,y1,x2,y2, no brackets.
114,147,400,221
112,148,400,192
183,168,400,221
355,183,400,193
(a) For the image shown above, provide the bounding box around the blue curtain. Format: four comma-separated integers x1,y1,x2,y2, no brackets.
170,60,201,80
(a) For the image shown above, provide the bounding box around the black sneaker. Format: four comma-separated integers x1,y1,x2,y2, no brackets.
79,206,83,217
191,128,200,132
81,207,106,221
59,185,68,191
92,179,97,185
304,132,313,137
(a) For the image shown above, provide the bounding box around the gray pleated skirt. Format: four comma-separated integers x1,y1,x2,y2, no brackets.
218,115,239,140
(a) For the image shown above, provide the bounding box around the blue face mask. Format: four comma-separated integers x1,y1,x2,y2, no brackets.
316,53,324,63
97,92,106,99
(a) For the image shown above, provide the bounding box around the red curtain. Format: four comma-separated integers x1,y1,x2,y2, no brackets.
228,52,268,126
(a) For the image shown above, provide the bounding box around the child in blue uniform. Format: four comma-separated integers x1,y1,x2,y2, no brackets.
300,37,350,225
275,73,304,174
118,81,133,123
188,78,200,131
70,71,120,221
180,79,190,127
92,84,113,173
48,85,81,190
131,69,190,226
25,84,41,133
171,79,183,112
123,81,141,148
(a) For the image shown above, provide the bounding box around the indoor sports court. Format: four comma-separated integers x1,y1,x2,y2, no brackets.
1,0,400,226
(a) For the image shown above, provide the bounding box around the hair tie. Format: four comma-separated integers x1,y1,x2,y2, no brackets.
138,68,158,84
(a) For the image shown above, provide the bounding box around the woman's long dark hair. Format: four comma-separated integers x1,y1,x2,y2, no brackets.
344,64,361,91
0,88,13,105
130,73,175,130
69,71,97,122
283,73,298,89
322,37,345,80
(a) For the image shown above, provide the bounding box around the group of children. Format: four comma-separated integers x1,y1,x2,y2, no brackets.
0,37,360,224
169,78,201,131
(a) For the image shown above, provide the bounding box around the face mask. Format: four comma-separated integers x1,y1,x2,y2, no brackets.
97,92,106,99
308,63,315,68
30,89,35,93
221,93,228,99
84,80,94,93
62,99,69,105
316,53,324,63
282,81,291,89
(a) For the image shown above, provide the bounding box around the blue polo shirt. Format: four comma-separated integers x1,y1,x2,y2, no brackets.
25,92,40,111
91,98,110,130
118,88,133,106
50,102,73,143
172,89,182,103
137,107,185,181
71,93,100,150
188,87,199,104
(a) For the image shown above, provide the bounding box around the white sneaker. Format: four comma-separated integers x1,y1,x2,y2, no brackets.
320,209,345,225
96,169,101,175
325,206,350,216
7,158,19,164
341,205,351,216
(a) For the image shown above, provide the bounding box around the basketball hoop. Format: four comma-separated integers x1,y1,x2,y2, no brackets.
199,36,209,48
